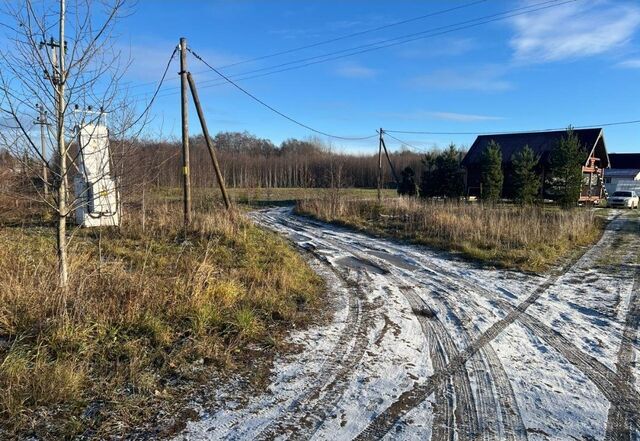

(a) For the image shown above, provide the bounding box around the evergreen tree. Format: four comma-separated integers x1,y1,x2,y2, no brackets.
419,144,464,198
511,145,540,204
398,166,417,196
549,128,587,208
419,151,438,197
480,140,503,201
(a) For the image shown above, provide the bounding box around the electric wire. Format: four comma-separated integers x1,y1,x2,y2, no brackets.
186,46,378,141
383,131,432,153
138,0,575,101
125,46,178,129
384,119,640,136
122,0,489,93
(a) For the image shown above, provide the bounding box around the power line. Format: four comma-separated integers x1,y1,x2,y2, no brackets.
186,46,378,141
215,0,489,70
126,46,178,128
384,119,640,136
131,0,576,102
383,131,432,153
122,0,489,94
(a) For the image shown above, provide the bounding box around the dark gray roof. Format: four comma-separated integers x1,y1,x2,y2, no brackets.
609,153,640,169
461,128,603,167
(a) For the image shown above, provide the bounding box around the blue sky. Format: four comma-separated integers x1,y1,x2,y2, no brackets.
118,0,640,153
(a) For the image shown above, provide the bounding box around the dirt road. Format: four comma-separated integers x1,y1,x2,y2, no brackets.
177,208,640,440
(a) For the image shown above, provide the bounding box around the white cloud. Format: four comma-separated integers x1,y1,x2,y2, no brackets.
377,110,503,122
617,58,640,68
399,38,476,59
428,111,504,122
335,63,377,79
510,0,640,63
410,66,512,92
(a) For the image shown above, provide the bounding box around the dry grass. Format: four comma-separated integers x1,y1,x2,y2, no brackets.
296,197,602,272
0,198,323,439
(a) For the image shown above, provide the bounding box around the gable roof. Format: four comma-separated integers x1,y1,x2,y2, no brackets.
608,153,640,170
461,128,603,167
603,168,640,178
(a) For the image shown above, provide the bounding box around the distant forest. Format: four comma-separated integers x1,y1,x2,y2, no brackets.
124,131,430,189
1,131,470,200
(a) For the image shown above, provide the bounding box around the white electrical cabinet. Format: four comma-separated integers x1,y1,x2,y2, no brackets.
73,124,120,227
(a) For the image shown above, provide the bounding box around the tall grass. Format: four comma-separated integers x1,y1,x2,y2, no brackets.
297,197,601,271
0,199,322,439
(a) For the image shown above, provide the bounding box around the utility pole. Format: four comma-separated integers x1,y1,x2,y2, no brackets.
377,128,383,203
187,72,232,209
380,131,399,187
179,37,192,227
34,103,49,197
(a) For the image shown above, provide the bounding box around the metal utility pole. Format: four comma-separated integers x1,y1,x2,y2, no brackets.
34,103,49,197
179,37,192,227
377,128,383,202
187,72,232,209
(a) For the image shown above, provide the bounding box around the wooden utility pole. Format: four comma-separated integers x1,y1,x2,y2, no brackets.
377,128,383,202
34,103,49,197
179,37,192,226
380,132,399,187
187,72,232,209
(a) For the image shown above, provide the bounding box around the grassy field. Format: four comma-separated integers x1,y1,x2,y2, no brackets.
151,186,394,208
0,197,323,439
296,196,603,272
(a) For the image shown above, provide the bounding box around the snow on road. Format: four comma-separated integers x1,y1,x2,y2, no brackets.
176,208,640,440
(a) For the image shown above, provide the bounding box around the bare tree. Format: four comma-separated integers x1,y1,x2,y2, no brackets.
0,0,134,288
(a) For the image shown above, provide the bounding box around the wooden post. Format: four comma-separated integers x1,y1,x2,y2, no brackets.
179,37,192,226
377,128,383,203
380,135,399,187
186,72,232,209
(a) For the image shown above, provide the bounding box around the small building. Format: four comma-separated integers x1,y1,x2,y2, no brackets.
461,128,609,203
604,153,640,195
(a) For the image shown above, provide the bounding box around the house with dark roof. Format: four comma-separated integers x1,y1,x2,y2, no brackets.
461,128,609,203
604,153,640,194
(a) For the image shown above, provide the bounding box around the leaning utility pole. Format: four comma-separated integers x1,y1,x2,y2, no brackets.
380,130,399,187
179,37,192,227
187,72,232,209
34,103,49,197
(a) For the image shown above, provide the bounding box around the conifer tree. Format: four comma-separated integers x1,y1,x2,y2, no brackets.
398,166,417,196
511,145,540,204
480,140,503,201
549,128,586,208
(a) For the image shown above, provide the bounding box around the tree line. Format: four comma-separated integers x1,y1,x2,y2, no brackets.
397,129,587,207
120,131,425,190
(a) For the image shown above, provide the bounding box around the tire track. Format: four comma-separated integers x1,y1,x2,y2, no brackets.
354,258,572,440
273,209,528,440
517,313,640,429
247,253,374,439
605,220,640,441
398,286,479,440
204,259,367,440
397,281,526,441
